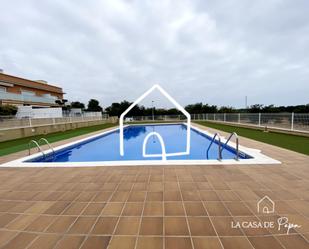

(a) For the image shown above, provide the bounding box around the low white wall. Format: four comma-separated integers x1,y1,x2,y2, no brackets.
16,106,63,118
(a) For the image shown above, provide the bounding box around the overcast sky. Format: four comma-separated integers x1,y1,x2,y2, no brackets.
0,0,308,108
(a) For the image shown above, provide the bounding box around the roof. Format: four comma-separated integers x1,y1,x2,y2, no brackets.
0,72,64,94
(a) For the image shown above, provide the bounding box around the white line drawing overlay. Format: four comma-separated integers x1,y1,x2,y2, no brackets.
119,84,191,158
142,132,167,161
257,195,275,214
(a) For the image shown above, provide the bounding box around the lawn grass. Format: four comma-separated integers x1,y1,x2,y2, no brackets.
196,121,309,155
0,123,116,156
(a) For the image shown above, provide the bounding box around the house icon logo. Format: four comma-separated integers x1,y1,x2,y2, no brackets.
257,196,275,214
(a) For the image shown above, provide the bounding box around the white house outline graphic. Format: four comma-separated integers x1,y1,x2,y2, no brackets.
119,84,191,158
257,195,275,214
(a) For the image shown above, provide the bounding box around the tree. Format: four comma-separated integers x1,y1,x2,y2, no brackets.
70,101,85,109
87,99,103,112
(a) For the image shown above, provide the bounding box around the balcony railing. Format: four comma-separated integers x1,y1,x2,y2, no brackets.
0,91,58,104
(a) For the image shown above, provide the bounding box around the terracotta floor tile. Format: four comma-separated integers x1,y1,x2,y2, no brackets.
136,237,163,249
164,191,182,201
115,217,140,235
110,191,130,202
44,201,70,215
164,217,189,235
108,236,136,249
68,217,96,234
275,234,309,249
200,191,220,201
27,234,61,249
182,191,201,201
193,237,223,249
91,217,118,235
101,203,124,216
81,203,105,216
2,232,37,249
128,191,146,202
0,231,18,247
140,217,163,235
224,202,253,216
220,237,254,249
216,190,241,201
80,236,111,249
184,202,207,216
63,202,88,215
46,216,77,233
165,202,185,216
248,236,285,249
188,217,216,236
210,217,244,236
233,216,270,236
147,192,163,201
164,182,179,190
93,191,113,202
143,202,163,216
0,213,19,228
10,202,35,213
75,192,97,202
165,237,193,249
122,202,143,216
25,215,56,232
204,201,230,216
6,214,38,230
54,235,85,249
25,201,54,214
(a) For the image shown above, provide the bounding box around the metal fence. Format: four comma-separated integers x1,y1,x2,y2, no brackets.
129,113,309,133
0,113,109,130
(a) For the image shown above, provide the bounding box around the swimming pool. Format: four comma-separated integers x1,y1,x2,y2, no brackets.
2,123,280,167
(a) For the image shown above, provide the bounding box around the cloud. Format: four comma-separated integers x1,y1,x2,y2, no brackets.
0,0,308,108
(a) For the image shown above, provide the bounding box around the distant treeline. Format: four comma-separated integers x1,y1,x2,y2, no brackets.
104,101,309,117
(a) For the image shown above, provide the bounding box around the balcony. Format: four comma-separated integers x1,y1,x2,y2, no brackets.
0,91,59,105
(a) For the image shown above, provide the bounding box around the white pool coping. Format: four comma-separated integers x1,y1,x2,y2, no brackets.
0,123,281,167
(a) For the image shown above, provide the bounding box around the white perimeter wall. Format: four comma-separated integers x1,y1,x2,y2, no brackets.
16,106,63,118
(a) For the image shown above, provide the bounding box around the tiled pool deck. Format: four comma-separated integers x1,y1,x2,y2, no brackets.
0,124,308,249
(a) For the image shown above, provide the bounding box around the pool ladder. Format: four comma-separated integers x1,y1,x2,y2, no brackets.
28,138,55,159
206,132,239,160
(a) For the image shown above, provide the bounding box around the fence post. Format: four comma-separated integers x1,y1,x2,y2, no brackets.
258,113,261,126
29,117,32,127
291,112,294,130
224,113,226,122
214,113,216,121
238,113,240,123
53,118,56,125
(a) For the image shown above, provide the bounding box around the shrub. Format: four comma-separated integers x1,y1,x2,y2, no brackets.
0,104,18,116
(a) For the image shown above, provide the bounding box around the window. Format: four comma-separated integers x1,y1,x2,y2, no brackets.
0,86,6,92
21,90,35,96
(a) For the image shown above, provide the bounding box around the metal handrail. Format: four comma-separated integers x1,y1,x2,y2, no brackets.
38,138,55,159
206,133,222,160
28,140,45,157
223,132,239,160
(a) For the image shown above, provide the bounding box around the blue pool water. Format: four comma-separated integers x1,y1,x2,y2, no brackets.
28,124,250,162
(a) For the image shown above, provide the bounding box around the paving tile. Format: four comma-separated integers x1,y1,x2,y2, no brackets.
248,236,285,249
165,237,193,249
220,237,254,249
0,213,19,228
224,201,253,216
44,201,70,215
184,202,207,216
81,203,105,215
6,214,38,230
91,217,118,234
110,191,130,202
101,203,124,216
128,191,146,202
147,192,163,201
25,201,54,214
275,234,309,249
143,202,163,216
193,237,223,249
54,235,85,249
200,191,220,201
0,231,18,247
182,191,201,201
68,217,97,234
25,215,56,232
63,202,88,215
164,217,189,235
136,237,163,249
46,216,77,233
164,191,182,201
140,217,163,235
108,236,136,249
80,236,111,249
93,191,113,202
164,202,185,216
2,232,37,249
204,201,230,216
122,202,143,216
27,234,61,249
115,217,140,235
188,217,216,236
210,217,244,236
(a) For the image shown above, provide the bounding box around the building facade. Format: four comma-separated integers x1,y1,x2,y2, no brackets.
0,70,64,107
